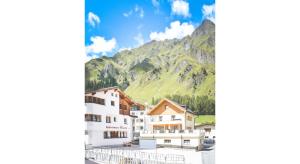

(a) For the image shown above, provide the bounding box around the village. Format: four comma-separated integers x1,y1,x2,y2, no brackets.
84,87,215,164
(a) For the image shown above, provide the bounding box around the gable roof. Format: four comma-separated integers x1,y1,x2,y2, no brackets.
85,86,144,108
148,98,196,115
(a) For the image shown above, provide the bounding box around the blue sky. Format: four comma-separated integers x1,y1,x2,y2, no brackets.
85,0,215,60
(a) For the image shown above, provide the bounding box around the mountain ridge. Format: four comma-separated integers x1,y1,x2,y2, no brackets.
85,19,215,105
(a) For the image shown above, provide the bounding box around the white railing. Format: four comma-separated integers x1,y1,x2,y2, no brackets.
85,148,185,164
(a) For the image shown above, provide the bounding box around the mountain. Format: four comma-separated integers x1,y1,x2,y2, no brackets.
85,19,215,105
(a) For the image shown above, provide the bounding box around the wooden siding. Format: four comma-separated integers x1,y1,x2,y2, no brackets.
149,100,184,115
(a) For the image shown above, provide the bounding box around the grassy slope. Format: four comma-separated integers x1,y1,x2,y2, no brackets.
195,115,215,125
124,53,214,104
125,70,191,103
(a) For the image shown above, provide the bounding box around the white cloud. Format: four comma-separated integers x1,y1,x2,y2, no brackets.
86,36,117,56
118,47,132,52
123,10,133,17
88,12,100,27
123,5,144,18
134,33,144,46
152,0,160,14
149,21,195,41
202,3,215,23
171,0,190,18
135,5,144,18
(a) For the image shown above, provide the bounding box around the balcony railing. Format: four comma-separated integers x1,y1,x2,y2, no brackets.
151,117,182,122
140,129,204,138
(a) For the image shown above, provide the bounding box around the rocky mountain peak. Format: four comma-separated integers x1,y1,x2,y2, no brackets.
192,19,215,37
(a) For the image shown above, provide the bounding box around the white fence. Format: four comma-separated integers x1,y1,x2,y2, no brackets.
85,148,185,164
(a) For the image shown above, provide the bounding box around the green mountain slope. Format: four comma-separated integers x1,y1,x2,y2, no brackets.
85,19,215,106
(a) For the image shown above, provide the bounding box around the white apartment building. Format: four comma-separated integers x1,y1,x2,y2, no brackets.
130,106,151,140
85,87,137,147
140,99,204,149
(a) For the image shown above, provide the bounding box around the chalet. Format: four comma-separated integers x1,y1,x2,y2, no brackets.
140,98,204,149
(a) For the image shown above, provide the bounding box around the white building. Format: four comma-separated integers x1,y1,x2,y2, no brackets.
85,87,138,147
130,105,151,140
195,124,215,140
140,99,204,149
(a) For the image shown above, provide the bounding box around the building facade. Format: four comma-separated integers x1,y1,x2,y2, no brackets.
85,87,140,147
195,124,215,140
130,104,150,140
140,99,204,148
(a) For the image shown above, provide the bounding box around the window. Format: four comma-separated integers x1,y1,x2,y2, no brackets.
184,140,190,144
114,117,117,122
140,126,143,130
110,131,118,138
85,96,105,105
92,115,97,121
124,118,127,124
96,115,101,122
140,119,143,122
187,116,192,121
106,116,111,123
111,101,115,106
85,114,92,121
104,132,109,138
87,96,93,103
85,114,101,122
159,116,163,121
204,128,211,132
171,115,175,120
115,94,117,97
96,98,105,105
164,139,171,143
111,93,114,96
140,112,144,115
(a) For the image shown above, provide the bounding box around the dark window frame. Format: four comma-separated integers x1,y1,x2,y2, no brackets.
183,140,190,144
111,101,115,106
106,116,111,123
164,139,171,143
